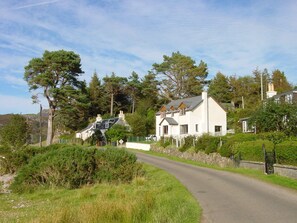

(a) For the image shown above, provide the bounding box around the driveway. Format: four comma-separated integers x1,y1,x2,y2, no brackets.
135,152,297,223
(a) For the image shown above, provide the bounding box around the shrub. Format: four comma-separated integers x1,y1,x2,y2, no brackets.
0,144,67,174
276,141,297,166
179,136,196,152
11,146,144,193
195,134,220,154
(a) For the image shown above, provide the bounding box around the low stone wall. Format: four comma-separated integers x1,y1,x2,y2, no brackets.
125,142,151,151
239,160,265,172
274,164,297,180
150,145,234,168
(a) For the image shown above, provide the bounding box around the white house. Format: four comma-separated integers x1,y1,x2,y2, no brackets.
76,111,129,141
155,92,227,140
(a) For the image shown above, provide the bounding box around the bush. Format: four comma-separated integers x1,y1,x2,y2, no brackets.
179,136,196,152
195,134,220,154
276,141,297,166
11,146,144,193
0,144,67,174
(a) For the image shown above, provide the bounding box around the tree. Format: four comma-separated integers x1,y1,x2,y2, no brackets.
249,99,297,136
0,114,30,150
55,81,90,131
89,71,103,116
152,51,208,100
105,124,129,143
272,69,292,93
208,72,231,103
126,71,141,113
24,50,84,145
103,73,127,116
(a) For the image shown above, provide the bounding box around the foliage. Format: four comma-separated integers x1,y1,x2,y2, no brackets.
24,50,84,145
195,134,220,154
152,51,208,100
272,69,292,93
208,72,231,103
276,140,297,166
105,124,129,143
179,135,196,152
1,165,200,223
0,145,66,174
233,140,273,162
11,146,143,192
249,99,297,136
0,114,30,150
103,73,128,116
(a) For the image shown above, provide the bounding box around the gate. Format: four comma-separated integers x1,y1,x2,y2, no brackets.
264,146,275,174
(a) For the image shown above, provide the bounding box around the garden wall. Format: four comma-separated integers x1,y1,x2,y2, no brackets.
125,142,151,151
274,164,297,180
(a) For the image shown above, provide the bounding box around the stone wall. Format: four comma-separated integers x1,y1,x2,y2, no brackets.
150,145,234,168
239,160,265,172
274,164,297,180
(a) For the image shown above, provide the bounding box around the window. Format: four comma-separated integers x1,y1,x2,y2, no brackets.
163,125,168,135
161,112,166,118
180,125,188,134
195,124,199,132
171,112,174,117
215,126,222,132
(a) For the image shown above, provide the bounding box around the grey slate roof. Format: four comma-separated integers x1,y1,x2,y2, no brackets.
159,117,178,126
157,96,204,115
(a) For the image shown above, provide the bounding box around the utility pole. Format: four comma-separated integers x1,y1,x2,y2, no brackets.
39,104,42,147
261,72,264,101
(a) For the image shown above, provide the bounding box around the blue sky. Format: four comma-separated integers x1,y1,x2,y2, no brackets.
1,0,297,114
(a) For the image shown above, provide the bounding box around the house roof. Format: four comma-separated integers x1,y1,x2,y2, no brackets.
158,96,203,114
272,90,297,99
159,117,178,126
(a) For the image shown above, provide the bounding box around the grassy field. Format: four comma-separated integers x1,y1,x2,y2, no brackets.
0,164,201,223
135,149,297,191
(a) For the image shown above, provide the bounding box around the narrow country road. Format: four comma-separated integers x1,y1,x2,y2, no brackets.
135,152,297,223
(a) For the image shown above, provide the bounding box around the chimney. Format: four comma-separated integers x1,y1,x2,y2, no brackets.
267,82,277,98
202,91,209,133
119,110,125,121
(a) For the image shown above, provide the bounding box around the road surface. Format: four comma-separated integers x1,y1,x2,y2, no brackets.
135,152,297,223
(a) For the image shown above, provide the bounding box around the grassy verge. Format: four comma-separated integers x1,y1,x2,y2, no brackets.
0,164,201,223
133,149,297,191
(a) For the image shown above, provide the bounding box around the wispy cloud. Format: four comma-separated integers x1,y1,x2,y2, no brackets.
1,0,297,114
13,0,60,10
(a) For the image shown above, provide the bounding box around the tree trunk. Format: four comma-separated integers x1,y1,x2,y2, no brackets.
46,108,54,145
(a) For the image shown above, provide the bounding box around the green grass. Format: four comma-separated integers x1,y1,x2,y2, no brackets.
0,164,201,223
132,149,297,191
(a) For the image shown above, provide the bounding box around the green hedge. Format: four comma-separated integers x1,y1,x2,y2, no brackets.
11,146,144,193
276,141,297,166
233,140,273,162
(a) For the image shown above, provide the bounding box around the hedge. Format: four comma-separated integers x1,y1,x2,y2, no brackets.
276,141,297,166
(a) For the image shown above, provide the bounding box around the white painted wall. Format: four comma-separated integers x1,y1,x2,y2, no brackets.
125,142,151,151
155,93,227,140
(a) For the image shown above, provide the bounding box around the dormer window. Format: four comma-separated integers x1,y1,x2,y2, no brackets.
178,102,187,116
160,106,167,118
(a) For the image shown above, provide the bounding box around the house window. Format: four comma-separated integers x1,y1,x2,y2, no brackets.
180,125,188,134
195,124,199,132
215,126,222,133
161,112,166,118
163,125,168,135
171,112,174,117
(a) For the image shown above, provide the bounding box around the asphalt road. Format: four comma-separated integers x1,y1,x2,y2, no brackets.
135,152,297,223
